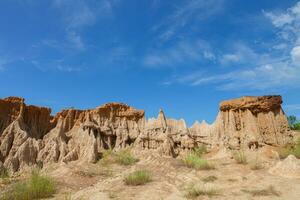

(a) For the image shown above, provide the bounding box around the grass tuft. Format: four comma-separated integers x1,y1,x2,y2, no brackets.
232,150,247,164
0,170,55,200
186,184,219,198
124,170,151,186
183,153,215,170
241,185,281,197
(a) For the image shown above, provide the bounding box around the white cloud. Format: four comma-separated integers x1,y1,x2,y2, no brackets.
264,12,293,27
291,46,300,63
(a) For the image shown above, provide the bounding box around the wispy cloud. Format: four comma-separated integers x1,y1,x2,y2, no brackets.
143,39,215,67
53,0,115,29
31,59,82,72
165,1,300,91
153,0,225,41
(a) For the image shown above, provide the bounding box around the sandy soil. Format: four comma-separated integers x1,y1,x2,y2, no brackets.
26,150,299,200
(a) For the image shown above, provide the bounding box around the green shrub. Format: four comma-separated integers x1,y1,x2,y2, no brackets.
115,150,138,166
183,153,214,170
233,150,247,164
193,145,207,157
186,185,219,198
1,170,55,200
124,170,151,186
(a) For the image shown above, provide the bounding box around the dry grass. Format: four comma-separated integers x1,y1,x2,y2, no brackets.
186,184,219,198
250,156,263,170
227,178,238,182
0,170,55,200
232,150,248,164
0,168,9,179
183,153,215,170
193,145,207,157
241,185,281,197
124,170,151,186
201,176,217,183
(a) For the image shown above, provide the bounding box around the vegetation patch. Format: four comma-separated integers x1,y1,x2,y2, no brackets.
277,137,300,159
186,184,219,198
99,149,138,166
115,149,138,166
0,170,55,200
183,153,215,170
241,185,281,197
124,170,151,186
201,176,217,183
232,150,248,164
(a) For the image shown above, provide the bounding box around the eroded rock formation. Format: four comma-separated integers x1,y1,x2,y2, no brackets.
0,95,294,172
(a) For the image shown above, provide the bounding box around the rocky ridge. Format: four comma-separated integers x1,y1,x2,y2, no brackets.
0,95,294,172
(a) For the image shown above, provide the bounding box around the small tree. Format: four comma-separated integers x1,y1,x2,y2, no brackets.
288,115,297,130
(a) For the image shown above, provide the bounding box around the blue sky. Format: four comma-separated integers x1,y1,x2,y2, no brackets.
0,0,300,125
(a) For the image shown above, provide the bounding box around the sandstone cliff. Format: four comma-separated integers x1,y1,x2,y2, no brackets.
0,95,293,172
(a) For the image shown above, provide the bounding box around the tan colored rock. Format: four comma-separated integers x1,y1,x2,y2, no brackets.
214,95,293,149
0,95,294,172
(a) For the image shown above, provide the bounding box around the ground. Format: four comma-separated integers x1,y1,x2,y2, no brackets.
1,149,300,200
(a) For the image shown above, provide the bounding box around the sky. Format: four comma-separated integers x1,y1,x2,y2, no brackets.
0,0,300,125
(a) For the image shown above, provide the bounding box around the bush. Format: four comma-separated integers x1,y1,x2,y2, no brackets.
186,184,219,198
183,153,215,170
115,150,138,166
232,150,247,164
1,170,55,200
124,170,151,186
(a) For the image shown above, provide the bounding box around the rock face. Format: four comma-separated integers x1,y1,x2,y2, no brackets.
215,95,293,149
0,95,293,172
